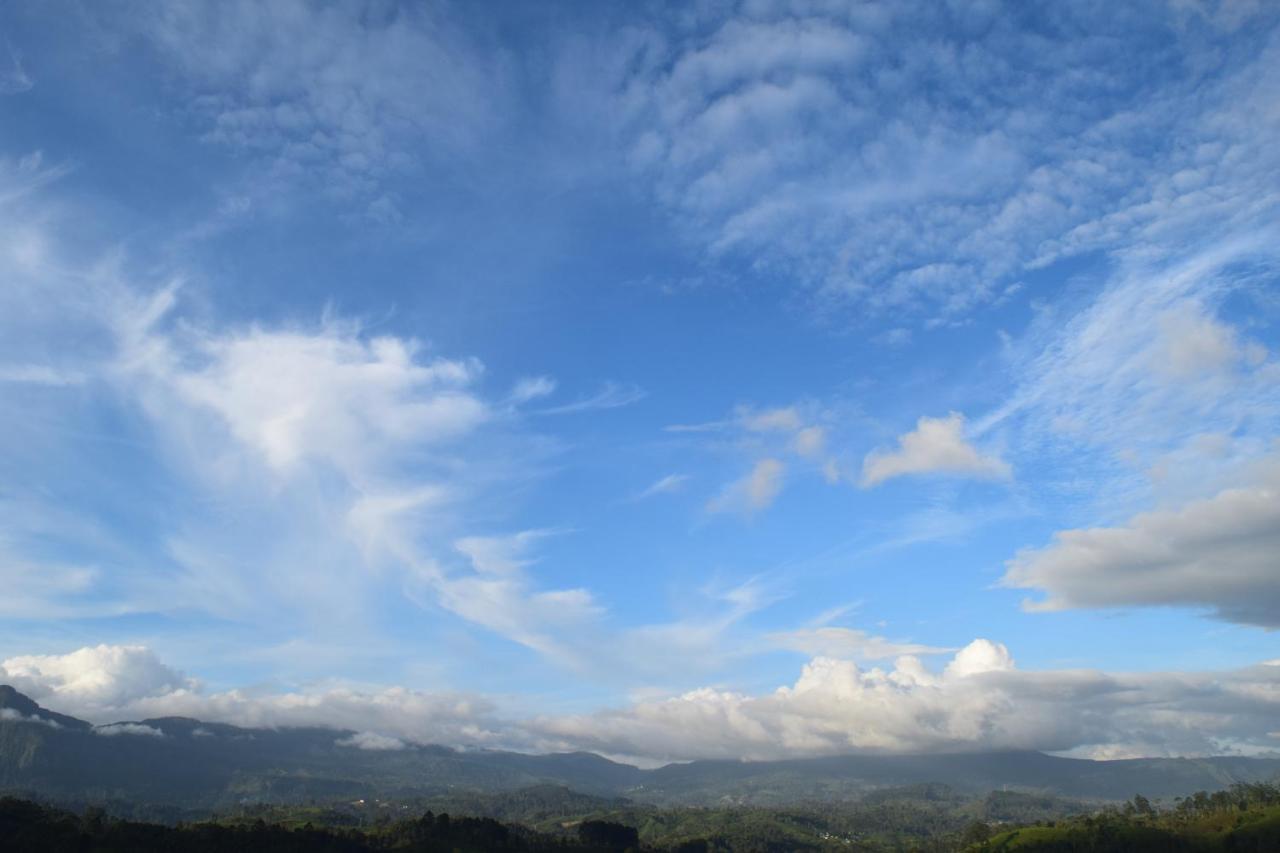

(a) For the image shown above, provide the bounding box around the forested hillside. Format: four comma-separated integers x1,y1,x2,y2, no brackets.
974,783,1280,851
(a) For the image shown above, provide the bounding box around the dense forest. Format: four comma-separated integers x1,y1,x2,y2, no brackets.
0,796,658,852
4,783,1279,851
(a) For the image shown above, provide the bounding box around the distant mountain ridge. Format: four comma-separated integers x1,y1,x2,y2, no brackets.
0,685,91,732
2,686,1278,810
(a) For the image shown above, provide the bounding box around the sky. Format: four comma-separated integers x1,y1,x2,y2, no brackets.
0,0,1279,765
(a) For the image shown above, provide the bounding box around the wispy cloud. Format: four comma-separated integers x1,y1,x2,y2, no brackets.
508,375,557,404
0,364,86,386
538,381,647,415
634,473,690,500
0,44,32,95
768,626,954,661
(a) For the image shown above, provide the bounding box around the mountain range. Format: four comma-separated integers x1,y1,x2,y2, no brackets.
3,685,1278,811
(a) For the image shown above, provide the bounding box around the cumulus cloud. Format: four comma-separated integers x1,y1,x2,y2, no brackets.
534,640,1280,762
944,639,1016,678
1002,459,1280,627
861,413,1010,487
0,645,193,714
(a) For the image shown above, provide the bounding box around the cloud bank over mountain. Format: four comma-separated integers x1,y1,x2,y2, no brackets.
5,642,1278,764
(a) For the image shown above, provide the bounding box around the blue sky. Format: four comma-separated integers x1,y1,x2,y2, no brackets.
1,0,1279,763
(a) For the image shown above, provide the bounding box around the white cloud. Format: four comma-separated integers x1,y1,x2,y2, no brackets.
383,530,607,669
8,642,1280,763
534,640,1280,762
336,731,406,751
1152,300,1269,376
741,406,804,433
83,296,539,635
695,404,843,512
973,236,1280,525
793,425,827,458
0,645,193,713
1002,458,1280,627
0,645,512,744
124,0,507,205
0,708,61,728
707,458,785,514
603,4,1280,322
345,486,451,561
0,543,107,620
861,413,1010,487
745,460,785,509
134,685,509,747
95,722,166,738
609,578,780,680
1155,308,1256,378
454,530,555,577
0,364,86,386
167,327,487,478
509,375,557,404
943,639,1016,678
0,48,32,95
769,627,953,661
